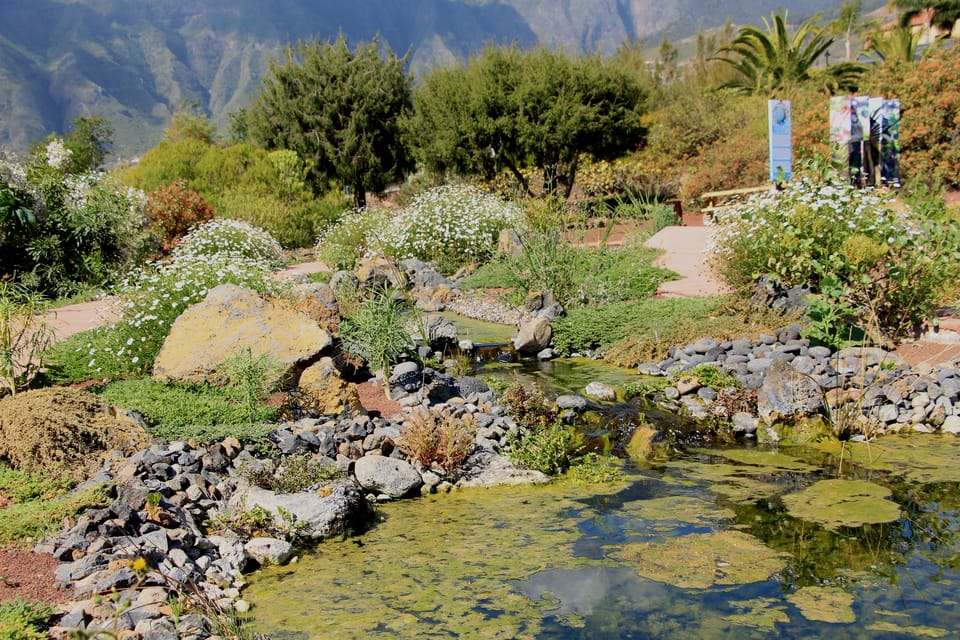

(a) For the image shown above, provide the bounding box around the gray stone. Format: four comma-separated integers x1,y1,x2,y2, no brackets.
390,361,422,392
942,415,960,434
747,358,774,374
808,346,833,360
757,359,824,421
512,316,552,355
691,337,720,354
731,412,759,435
584,382,616,402
353,455,423,498
232,482,370,540
555,394,589,411
244,537,294,566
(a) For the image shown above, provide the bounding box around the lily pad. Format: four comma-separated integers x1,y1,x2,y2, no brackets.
724,597,790,629
612,530,790,589
782,479,900,531
787,586,855,624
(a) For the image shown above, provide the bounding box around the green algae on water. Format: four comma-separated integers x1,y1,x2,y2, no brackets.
243,482,617,639
703,448,816,472
816,435,960,484
621,496,735,527
612,530,790,589
663,461,781,505
723,597,789,630
787,586,855,624
782,479,900,531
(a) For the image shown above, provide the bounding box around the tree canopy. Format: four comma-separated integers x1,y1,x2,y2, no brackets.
245,35,413,208
406,45,648,198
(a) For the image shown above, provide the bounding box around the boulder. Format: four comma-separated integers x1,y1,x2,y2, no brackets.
584,382,616,402
498,228,524,258
757,359,824,422
298,357,362,415
232,482,371,541
353,455,423,498
290,282,340,333
512,316,552,355
243,537,293,567
416,314,459,351
356,254,407,292
153,284,332,385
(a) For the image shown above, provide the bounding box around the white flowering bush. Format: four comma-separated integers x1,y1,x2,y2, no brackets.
712,177,960,341
172,218,284,267
378,185,524,273
314,207,392,270
88,252,285,376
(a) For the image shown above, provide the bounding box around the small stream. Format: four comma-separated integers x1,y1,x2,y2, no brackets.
243,317,960,639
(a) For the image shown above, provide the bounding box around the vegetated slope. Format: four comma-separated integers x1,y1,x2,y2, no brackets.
0,0,877,159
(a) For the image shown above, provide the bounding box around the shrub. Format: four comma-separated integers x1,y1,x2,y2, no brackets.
711,176,960,342
0,483,108,547
0,282,53,396
172,218,284,267
0,387,151,480
315,207,392,270
245,454,343,493
399,407,477,471
506,419,584,476
338,290,415,384
500,383,557,431
217,189,346,249
146,181,215,253
0,599,55,640
94,251,283,376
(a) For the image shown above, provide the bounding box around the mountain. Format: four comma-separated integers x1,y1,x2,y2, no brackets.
0,0,881,159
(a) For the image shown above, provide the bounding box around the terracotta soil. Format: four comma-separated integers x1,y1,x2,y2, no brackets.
0,549,70,605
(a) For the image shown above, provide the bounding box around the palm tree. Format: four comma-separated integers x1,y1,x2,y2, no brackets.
890,1,960,44
713,10,861,95
868,24,921,63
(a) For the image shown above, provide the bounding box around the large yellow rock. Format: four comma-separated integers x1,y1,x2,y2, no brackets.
153,284,332,385
298,357,363,415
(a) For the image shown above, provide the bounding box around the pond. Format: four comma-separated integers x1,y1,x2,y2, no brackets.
243,434,960,639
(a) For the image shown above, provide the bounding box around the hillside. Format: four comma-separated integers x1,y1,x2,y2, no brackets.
0,0,883,159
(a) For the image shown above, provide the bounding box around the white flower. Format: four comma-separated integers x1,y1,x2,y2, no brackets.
45,138,72,170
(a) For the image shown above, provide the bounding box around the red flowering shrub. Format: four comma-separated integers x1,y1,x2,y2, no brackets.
147,181,215,252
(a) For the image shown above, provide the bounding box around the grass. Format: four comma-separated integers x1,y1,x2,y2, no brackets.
552,296,790,367
0,464,75,503
38,328,124,384
99,377,277,447
0,482,109,547
0,599,57,640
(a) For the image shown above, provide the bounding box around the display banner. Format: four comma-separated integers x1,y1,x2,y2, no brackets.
768,99,792,182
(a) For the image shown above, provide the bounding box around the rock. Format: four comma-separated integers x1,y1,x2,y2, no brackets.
244,537,294,566
524,290,563,321
674,376,701,396
290,282,340,333
356,254,407,291
625,424,667,461
942,415,960,435
757,360,825,422
456,376,490,398
456,450,550,487
353,455,423,498
731,412,759,435
329,270,360,295
153,284,332,385
555,395,589,411
299,357,362,414
512,316,552,355
584,382,616,402
418,314,459,350
498,228,524,257
233,482,371,540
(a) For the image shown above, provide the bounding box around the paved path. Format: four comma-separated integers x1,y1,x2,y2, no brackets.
41,233,960,371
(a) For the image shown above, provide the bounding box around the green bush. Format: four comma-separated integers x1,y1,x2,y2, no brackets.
99,377,277,445
711,176,960,342
506,419,585,476
0,599,56,640
217,189,346,249
315,207,392,270
338,290,415,383
1,151,149,297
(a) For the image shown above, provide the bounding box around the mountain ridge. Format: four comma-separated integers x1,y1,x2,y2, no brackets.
0,0,880,158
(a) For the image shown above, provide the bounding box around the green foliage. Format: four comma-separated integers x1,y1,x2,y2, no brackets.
711,176,960,342
314,207,392,270
460,237,674,309
338,289,415,384
0,282,53,396
0,599,56,640
99,378,276,446
63,115,113,173
146,181,215,253
165,102,218,144
0,483,108,546
506,419,585,476
622,378,670,400
0,463,74,503
1,151,149,297
205,498,308,545
399,407,477,472
407,44,648,198
376,184,524,273
712,10,863,94
245,454,344,493
801,275,865,350
500,383,558,431
678,364,741,390
219,346,284,425
246,35,413,207
218,185,345,249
